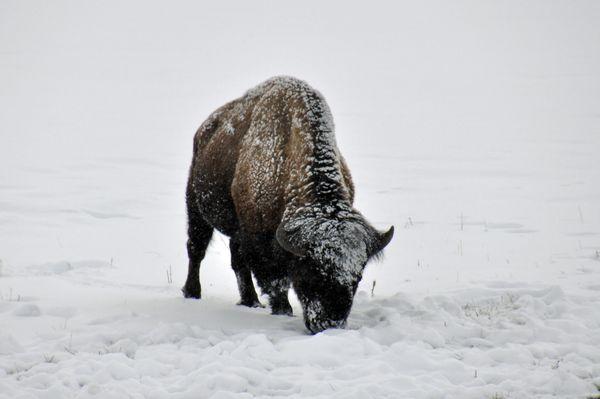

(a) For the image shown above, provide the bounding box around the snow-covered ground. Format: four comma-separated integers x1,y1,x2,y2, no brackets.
1,1,600,398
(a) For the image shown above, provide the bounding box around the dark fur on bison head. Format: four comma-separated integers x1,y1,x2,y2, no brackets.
277,209,394,333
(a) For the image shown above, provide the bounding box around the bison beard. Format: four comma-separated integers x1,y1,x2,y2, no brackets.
183,76,393,334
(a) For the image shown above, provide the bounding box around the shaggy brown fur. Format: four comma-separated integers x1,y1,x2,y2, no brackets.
183,76,393,333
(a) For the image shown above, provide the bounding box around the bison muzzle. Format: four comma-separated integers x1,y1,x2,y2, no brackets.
183,76,393,333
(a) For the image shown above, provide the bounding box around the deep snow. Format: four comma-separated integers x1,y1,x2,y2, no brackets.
1,1,600,398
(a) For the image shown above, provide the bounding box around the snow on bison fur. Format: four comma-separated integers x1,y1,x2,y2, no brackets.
183,76,394,333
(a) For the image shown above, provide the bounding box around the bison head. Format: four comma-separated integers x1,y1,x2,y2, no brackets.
276,212,393,333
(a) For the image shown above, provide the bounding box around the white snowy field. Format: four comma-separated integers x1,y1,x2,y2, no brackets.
1,1,600,398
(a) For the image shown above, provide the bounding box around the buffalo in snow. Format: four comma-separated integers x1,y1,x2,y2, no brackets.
183,76,393,333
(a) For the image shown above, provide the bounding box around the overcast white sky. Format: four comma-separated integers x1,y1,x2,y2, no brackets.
2,1,599,169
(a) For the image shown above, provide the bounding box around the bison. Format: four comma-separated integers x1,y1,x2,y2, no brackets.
183,76,394,333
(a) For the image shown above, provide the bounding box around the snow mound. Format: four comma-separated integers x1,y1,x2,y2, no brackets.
1,275,599,398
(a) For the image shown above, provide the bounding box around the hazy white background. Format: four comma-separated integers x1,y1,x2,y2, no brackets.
2,1,599,294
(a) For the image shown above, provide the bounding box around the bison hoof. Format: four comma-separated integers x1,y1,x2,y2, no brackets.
270,297,293,316
237,299,264,308
271,305,293,316
182,285,201,299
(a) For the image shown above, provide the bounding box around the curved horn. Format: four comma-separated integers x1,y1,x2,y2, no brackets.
380,225,394,249
369,225,394,258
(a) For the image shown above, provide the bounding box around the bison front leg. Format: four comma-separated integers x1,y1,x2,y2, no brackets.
230,235,262,308
182,198,213,299
264,277,293,316
253,243,293,316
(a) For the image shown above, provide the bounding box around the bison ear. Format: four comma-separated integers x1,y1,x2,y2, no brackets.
369,225,394,259
276,222,307,257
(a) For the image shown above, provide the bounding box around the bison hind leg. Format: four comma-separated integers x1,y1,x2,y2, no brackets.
183,221,213,299
183,184,214,299
183,228,213,299
230,234,263,308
